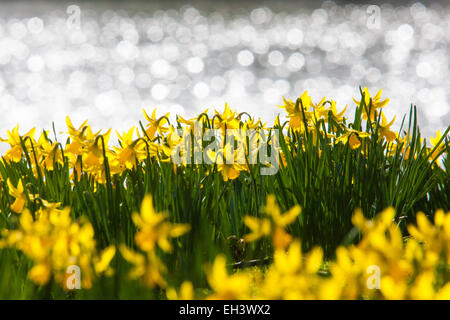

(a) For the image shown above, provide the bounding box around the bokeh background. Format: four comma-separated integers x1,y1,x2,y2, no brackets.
0,0,448,149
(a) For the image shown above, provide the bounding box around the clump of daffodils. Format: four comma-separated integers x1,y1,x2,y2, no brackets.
1,88,446,186
244,194,301,250
0,202,115,289
180,196,450,300
120,195,190,289
0,87,448,299
320,208,450,299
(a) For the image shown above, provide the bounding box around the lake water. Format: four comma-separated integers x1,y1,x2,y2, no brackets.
0,0,449,148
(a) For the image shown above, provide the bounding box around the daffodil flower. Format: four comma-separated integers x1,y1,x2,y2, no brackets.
0,125,36,163
0,205,112,289
353,87,389,121
114,127,147,169
377,112,397,142
7,178,27,213
213,103,240,133
119,245,168,288
37,132,63,171
335,128,371,149
132,195,190,253
206,254,252,299
428,130,447,163
143,108,170,139
244,195,301,249
205,147,248,182
278,91,313,132
167,281,195,300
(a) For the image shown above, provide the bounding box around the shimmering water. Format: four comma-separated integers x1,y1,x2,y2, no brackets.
0,1,449,147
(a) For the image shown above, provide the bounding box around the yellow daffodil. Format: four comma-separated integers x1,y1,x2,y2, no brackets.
143,108,170,139
378,112,397,142
244,195,300,249
279,91,313,132
114,127,147,169
167,281,195,300
353,87,389,121
428,130,447,163
132,195,190,253
206,254,251,299
0,205,114,289
0,125,36,163
335,128,371,149
37,132,63,171
119,245,168,288
7,178,27,213
213,103,240,134
94,246,116,275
